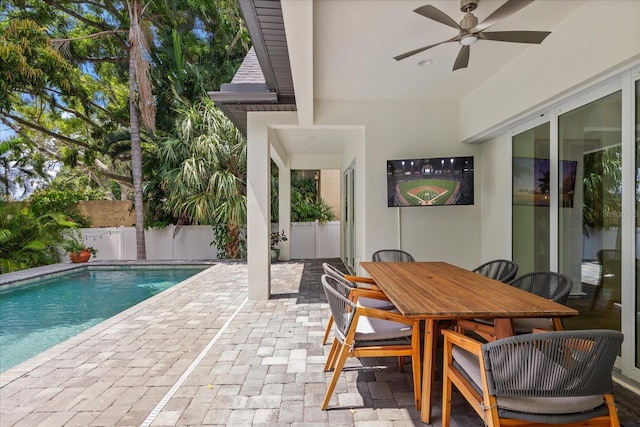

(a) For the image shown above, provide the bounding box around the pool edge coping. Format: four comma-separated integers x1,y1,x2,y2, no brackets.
0,260,219,287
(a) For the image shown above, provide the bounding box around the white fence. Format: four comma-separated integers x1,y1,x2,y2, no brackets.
289,221,340,259
80,221,340,261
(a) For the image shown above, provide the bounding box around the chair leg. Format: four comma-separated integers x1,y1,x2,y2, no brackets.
604,393,620,427
324,339,340,371
441,345,453,427
321,343,350,410
323,316,334,344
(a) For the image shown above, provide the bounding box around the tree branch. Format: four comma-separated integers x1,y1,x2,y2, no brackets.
3,113,92,149
43,0,129,50
43,0,112,32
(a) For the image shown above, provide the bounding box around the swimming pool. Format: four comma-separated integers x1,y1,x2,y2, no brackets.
0,265,208,372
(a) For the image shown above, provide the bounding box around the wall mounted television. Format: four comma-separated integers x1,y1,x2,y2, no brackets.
386,156,474,207
512,157,577,207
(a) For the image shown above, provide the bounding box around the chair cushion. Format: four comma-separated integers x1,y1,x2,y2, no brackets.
497,395,605,415
354,312,413,341
357,297,396,310
512,317,553,333
451,346,605,415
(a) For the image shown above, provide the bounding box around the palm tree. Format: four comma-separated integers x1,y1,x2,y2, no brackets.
47,0,155,259
156,98,247,258
127,0,156,259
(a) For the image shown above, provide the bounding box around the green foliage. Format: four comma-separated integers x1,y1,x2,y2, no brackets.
29,185,105,227
272,169,337,222
61,229,98,257
1,0,249,224
212,224,246,260
289,171,336,223
0,18,81,113
0,202,77,273
270,229,287,249
153,98,247,259
291,192,336,223
583,146,622,232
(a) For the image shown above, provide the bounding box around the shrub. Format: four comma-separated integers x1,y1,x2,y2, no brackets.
0,202,76,273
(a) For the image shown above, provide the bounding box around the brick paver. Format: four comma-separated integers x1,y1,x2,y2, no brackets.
1,260,638,426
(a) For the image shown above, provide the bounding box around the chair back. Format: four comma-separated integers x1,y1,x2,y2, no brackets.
482,330,623,399
509,271,572,304
323,262,346,281
473,259,518,283
322,263,358,292
372,249,415,262
321,274,356,337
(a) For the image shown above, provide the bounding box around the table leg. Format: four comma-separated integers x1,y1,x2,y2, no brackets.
420,319,436,424
493,318,514,339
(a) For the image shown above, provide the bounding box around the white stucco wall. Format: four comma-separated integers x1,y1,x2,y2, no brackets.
460,1,640,142
275,0,640,279
478,134,512,262
469,1,639,270
316,99,481,271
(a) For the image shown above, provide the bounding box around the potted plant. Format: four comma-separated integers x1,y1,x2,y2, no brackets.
62,232,98,263
270,229,288,263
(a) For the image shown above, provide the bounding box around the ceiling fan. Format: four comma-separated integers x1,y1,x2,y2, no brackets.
394,0,551,71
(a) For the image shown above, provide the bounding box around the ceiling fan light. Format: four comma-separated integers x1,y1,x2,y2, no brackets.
460,34,478,46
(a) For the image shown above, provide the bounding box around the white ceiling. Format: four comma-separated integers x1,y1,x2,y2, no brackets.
313,0,583,103
276,0,584,157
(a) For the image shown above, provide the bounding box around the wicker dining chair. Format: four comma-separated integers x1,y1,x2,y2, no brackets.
320,274,421,411
441,328,623,427
321,263,395,344
509,271,573,333
457,271,573,341
472,259,518,283
372,249,415,262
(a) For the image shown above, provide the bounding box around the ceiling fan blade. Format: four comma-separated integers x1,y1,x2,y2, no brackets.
478,30,551,44
452,45,470,71
394,38,457,61
473,0,535,32
413,5,461,30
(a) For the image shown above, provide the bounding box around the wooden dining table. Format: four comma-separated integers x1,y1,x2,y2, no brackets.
359,261,578,424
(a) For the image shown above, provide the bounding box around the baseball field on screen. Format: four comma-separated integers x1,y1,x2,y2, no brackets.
397,178,459,206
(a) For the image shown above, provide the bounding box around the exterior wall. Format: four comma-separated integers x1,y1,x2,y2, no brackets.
479,134,512,263
460,1,640,142
320,169,340,220
77,200,136,227
315,99,482,273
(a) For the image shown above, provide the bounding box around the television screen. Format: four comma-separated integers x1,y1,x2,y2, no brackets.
512,157,577,207
386,156,474,207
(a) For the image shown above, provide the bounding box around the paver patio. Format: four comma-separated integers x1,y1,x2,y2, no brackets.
1,260,639,426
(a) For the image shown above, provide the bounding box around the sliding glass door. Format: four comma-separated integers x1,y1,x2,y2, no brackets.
558,91,622,334
512,123,550,274
511,71,640,382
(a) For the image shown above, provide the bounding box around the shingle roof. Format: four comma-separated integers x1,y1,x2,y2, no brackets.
208,0,296,136
231,47,265,84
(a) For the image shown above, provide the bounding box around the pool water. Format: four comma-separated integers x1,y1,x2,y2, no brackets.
0,266,207,372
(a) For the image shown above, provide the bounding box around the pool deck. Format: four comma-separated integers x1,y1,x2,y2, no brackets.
1,260,639,426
